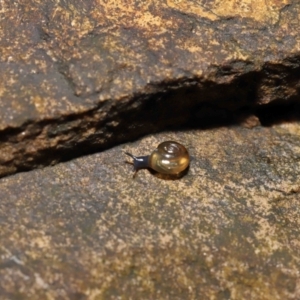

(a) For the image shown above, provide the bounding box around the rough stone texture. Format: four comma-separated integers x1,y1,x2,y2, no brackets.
0,123,299,299
0,0,300,177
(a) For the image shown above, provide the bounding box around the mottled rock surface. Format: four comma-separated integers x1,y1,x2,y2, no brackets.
1,0,300,298
0,123,299,299
0,0,300,177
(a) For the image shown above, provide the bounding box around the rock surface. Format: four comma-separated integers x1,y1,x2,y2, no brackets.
0,123,299,299
0,0,300,177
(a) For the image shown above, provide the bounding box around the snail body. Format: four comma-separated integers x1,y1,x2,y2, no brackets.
125,141,190,175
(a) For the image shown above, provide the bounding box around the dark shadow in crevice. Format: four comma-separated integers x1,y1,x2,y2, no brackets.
48,92,300,170
1,61,300,178
256,97,300,126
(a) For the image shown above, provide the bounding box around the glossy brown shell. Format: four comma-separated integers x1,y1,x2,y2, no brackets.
149,141,190,174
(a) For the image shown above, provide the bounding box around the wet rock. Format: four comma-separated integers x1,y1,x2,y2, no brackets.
0,0,300,177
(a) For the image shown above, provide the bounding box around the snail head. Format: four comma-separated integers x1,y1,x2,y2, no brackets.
124,152,150,172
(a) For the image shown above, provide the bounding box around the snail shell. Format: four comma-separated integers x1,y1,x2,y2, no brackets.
125,141,190,175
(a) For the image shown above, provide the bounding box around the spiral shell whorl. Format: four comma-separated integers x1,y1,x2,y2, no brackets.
149,141,189,174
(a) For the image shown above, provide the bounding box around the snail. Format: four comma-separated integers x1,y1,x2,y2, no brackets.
125,141,190,176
